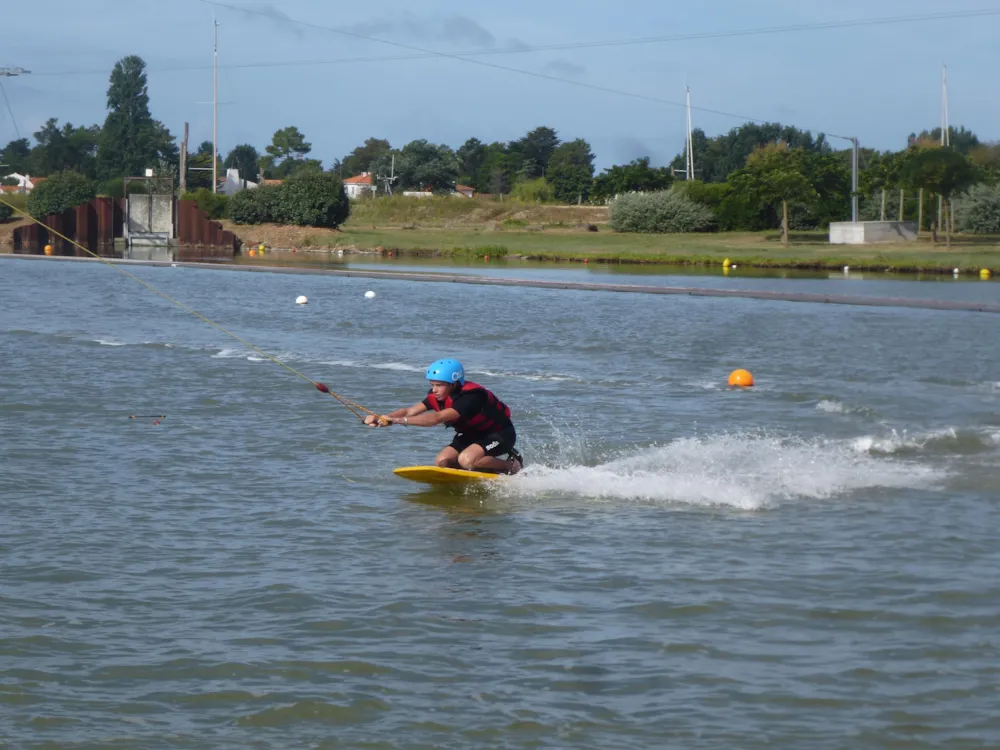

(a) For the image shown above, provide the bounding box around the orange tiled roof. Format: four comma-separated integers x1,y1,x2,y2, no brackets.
344,173,373,185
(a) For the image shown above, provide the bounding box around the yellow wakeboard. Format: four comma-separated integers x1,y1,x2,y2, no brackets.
393,466,505,485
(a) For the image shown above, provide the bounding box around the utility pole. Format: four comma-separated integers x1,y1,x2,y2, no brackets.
938,63,950,232
829,133,860,223
212,17,220,194
179,122,189,195
685,86,695,181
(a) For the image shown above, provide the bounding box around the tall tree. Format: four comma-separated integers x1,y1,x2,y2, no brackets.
546,138,595,203
728,143,817,246
96,55,165,180
592,157,673,202
910,125,980,155
341,137,391,177
26,119,100,178
671,123,830,184
1,138,32,174
396,139,459,192
475,144,512,195
901,148,978,246
515,126,560,179
224,144,261,182
456,137,486,185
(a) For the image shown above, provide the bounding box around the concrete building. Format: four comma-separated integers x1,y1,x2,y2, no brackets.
344,172,375,199
829,221,918,244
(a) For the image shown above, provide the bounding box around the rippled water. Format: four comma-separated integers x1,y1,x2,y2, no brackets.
2,258,999,749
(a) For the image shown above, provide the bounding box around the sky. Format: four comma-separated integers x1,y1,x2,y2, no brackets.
3,0,999,172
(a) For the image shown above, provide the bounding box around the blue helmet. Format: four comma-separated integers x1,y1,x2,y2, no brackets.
426,358,465,386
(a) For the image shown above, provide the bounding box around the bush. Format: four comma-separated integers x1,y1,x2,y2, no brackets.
0,199,12,222
182,188,230,220
97,177,125,198
275,172,350,227
609,190,716,233
230,185,281,225
26,171,97,218
230,174,350,228
671,180,729,211
510,177,553,203
958,183,1000,234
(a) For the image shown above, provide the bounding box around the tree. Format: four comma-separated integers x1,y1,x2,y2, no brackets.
397,139,459,192
728,143,817,246
457,138,486,185
910,125,980,156
671,123,830,184
1,138,32,174
592,157,673,202
224,144,261,183
957,183,1000,234
262,126,312,178
96,55,166,180
510,177,553,202
900,148,978,246
546,139,595,203
474,143,513,195
185,142,217,190
22,119,100,178
514,126,560,179
26,171,96,217
341,137,390,177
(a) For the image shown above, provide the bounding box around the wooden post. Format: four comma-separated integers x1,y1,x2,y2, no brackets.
179,122,189,195
880,189,886,221
899,189,904,222
917,188,924,237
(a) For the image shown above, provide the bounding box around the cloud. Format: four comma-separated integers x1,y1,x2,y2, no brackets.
542,59,586,78
343,13,496,49
441,16,495,48
230,3,304,39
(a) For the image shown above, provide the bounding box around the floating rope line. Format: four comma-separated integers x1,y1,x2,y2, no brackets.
1,197,382,423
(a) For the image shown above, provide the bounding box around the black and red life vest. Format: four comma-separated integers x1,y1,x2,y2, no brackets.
426,381,512,434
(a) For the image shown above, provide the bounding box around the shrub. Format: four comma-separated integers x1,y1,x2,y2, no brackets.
609,190,716,233
671,180,729,211
230,174,350,228
26,171,97,218
0,200,12,222
958,183,1000,234
510,177,554,203
230,185,281,225
182,188,230,220
274,172,350,227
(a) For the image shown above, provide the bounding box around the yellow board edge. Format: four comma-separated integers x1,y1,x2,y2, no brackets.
393,465,505,484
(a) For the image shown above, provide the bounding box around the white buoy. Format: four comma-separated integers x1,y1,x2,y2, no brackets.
730,265,737,270
954,268,960,274
843,265,850,273
365,291,376,299
296,295,308,305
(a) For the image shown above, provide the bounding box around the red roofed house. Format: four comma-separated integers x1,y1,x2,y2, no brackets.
344,172,374,199
454,184,474,198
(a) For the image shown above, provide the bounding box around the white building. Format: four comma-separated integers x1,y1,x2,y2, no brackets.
2,173,45,193
217,168,258,196
344,172,374,199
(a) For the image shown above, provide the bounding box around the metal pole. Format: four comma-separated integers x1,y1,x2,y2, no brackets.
212,18,219,194
852,137,859,223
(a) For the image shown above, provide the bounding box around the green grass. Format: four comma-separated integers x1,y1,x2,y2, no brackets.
324,226,1000,272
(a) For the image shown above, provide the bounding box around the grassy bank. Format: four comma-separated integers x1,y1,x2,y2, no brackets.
222,219,1000,273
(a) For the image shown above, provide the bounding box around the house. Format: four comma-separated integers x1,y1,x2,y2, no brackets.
2,173,46,193
216,168,258,196
454,184,475,198
344,172,374,199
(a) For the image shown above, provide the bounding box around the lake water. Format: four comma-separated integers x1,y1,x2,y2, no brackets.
2,257,999,749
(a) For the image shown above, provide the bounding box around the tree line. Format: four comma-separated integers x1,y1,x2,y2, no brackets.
3,54,998,239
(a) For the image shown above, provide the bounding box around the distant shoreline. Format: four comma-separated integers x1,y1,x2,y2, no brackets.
3,253,998,314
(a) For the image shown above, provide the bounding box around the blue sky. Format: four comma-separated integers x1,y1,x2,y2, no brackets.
3,0,998,171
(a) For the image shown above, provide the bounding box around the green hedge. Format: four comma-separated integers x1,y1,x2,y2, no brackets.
182,188,230,220
609,190,716,233
230,173,350,228
0,201,11,223
26,171,97,218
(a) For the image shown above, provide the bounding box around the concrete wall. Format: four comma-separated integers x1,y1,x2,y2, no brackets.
127,195,173,235
830,221,918,244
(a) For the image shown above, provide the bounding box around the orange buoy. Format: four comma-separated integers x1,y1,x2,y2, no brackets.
248,249,256,257
728,369,754,387
44,245,54,256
